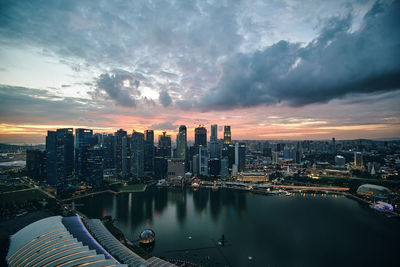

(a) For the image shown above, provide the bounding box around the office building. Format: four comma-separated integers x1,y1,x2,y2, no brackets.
354,152,363,169
26,149,46,181
238,143,246,172
335,155,346,167
46,128,74,187
195,126,207,148
114,129,127,175
75,129,94,182
87,145,104,187
102,134,115,170
209,158,220,177
176,125,187,160
220,157,229,180
131,131,144,178
144,130,154,174
199,146,208,176
158,132,171,158
121,135,131,177
209,124,220,159
223,126,231,145
167,159,185,179
192,154,199,176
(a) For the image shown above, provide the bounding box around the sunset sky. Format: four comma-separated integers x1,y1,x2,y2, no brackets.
0,0,399,144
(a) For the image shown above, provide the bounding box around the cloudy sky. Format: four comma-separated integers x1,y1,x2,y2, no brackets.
0,0,399,144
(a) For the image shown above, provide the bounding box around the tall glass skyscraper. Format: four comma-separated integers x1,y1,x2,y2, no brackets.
195,126,207,147
75,129,93,182
176,125,187,160
144,130,154,174
224,126,231,145
114,129,127,175
209,124,220,159
46,128,74,187
131,131,144,178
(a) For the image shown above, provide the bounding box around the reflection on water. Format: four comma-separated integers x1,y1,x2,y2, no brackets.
76,187,400,267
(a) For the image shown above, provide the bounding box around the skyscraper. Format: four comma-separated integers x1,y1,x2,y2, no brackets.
75,129,93,182
102,134,115,170
209,124,220,159
87,145,103,187
144,130,154,174
121,135,131,177
223,126,231,145
158,132,171,158
354,152,363,169
199,146,208,176
26,149,46,181
195,126,207,147
114,129,127,175
46,131,57,186
176,125,187,160
238,143,246,172
210,124,218,141
131,131,144,178
46,128,74,187
220,157,229,180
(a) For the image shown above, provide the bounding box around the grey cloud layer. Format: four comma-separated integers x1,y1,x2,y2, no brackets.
94,70,141,107
0,85,103,124
0,0,399,111
200,1,400,109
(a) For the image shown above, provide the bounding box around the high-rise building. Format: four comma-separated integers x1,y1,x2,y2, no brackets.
114,129,127,175
46,131,57,186
223,126,231,145
198,146,208,176
220,157,229,180
272,151,279,164
176,125,187,160
227,143,235,169
331,137,336,154
210,124,218,141
131,131,144,178
75,129,94,182
121,135,131,177
144,130,154,174
167,159,185,179
209,124,220,159
195,126,207,148
154,146,168,179
354,152,363,169
102,134,115,170
208,158,220,177
87,145,103,187
46,128,74,187
158,132,171,158
335,155,345,167
238,143,246,172
192,154,199,176
26,149,46,181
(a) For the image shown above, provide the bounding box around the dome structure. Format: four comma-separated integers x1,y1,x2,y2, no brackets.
139,229,155,245
357,184,392,198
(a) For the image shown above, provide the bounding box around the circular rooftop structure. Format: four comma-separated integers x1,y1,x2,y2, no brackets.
139,229,155,245
357,184,392,198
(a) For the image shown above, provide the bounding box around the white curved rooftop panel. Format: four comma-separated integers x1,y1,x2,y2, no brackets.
6,216,126,267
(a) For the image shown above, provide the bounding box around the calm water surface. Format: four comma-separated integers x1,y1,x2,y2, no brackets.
76,187,400,266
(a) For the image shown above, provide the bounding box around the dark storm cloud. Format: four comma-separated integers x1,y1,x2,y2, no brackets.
159,90,172,107
200,1,400,109
94,70,141,107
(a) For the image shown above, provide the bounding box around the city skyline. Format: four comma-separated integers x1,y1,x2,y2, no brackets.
1,0,400,144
